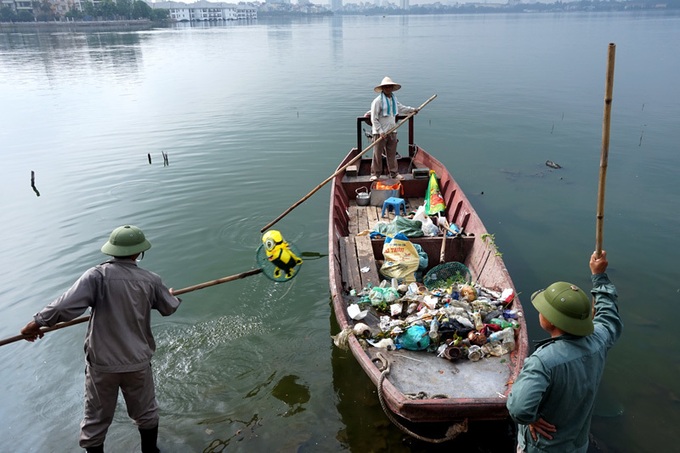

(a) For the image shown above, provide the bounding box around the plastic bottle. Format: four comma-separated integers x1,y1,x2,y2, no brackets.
429,319,440,342
490,318,518,329
487,329,505,343
483,309,503,324
488,328,516,355
501,331,516,354
472,312,484,331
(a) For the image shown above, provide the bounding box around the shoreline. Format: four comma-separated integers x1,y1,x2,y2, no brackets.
0,19,156,32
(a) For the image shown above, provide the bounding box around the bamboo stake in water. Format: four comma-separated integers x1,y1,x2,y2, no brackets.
260,94,438,233
596,43,616,258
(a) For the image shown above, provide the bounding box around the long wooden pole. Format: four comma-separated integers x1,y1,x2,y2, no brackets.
0,268,263,347
596,43,616,258
260,94,438,233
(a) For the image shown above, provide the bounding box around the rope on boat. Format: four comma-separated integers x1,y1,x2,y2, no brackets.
372,352,469,444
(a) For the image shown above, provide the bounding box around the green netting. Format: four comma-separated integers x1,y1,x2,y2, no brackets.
423,262,472,290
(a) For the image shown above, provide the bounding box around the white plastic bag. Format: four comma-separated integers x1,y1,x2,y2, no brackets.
413,204,439,237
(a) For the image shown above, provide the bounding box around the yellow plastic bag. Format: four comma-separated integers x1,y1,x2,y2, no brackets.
380,233,420,282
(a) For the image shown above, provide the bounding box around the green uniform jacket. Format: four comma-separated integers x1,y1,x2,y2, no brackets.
506,273,622,452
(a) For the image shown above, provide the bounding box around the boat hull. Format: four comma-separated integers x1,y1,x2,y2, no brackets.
328,121,529,425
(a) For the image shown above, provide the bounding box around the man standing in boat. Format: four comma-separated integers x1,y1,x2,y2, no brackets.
507,250,622,452
369,76,418,181
20,225,181,453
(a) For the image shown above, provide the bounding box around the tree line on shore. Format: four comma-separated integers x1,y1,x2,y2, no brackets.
3,0,678,23
1,0,168,23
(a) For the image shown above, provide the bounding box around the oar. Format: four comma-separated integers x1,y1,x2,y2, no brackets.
0,268,265,348
596,43,616,258
260,94,438,233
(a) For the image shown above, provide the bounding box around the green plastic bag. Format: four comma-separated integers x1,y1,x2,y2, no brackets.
425,170,446,215
396,325,430,351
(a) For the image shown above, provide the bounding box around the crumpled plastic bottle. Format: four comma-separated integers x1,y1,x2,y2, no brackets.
487,327,516,355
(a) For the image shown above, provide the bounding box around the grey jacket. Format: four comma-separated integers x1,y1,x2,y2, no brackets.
506,273,623,452
34,258,181,373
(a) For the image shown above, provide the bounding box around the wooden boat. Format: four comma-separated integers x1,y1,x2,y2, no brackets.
327,114,529,438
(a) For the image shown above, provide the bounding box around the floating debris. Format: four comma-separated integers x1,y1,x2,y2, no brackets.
147,153,152,164
545,160,562,169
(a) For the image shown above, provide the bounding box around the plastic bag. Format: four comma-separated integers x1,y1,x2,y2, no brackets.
396,325,430,351
413,243,429,271
425,170,446,215
380,233,420,281
371,216,424,238
413,205,439,237
368,286,400,305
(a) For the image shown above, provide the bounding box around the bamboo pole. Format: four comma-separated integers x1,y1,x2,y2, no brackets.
596,43,616,258
260,94,438,233
0,268,263,348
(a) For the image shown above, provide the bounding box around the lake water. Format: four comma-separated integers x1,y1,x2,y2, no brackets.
1,11,679,452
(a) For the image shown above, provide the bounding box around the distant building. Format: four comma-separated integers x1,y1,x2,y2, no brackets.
2,0,34,14
399,0,409,9
151,1,257,21
330,0,343,11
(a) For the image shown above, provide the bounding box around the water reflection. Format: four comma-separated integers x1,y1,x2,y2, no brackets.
202,413,263,453
271,374,310,416
0,31,144,78
330,15,343,60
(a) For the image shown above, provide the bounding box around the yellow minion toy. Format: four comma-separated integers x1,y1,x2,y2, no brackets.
262,230,303,280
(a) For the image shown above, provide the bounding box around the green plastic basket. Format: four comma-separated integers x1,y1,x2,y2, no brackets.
423,262,472,290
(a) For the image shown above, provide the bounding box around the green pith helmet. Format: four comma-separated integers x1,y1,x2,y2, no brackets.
101,225,151,257
531,281,594,336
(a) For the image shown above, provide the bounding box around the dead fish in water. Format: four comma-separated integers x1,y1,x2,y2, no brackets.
546,160,562,169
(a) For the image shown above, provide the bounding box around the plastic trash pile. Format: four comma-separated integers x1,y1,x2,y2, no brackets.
342,279,520,362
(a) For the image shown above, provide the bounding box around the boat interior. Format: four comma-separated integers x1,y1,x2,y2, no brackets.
332,116,476,294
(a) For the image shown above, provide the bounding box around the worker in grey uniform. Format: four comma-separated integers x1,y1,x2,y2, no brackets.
21,225,182,453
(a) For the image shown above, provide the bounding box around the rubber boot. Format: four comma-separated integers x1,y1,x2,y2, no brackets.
139,426,160,453
85,446,104,453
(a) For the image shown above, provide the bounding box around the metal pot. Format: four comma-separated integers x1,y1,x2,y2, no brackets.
355,187,370,206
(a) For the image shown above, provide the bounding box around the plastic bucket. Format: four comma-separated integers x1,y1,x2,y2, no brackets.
369,180,401,206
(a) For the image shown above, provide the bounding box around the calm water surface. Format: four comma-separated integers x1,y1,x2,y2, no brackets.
1,12,679,452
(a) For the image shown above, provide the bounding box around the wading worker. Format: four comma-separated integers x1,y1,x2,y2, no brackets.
369,76,418,181
20,225,181,453
507,250,623,452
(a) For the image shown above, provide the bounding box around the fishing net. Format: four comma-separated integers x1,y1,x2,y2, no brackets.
423,262,472,290
256,232,303,282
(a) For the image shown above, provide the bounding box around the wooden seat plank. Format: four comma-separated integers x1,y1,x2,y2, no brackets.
355,234,381,289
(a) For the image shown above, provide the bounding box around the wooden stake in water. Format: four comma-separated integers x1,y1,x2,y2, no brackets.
596,43,616,258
